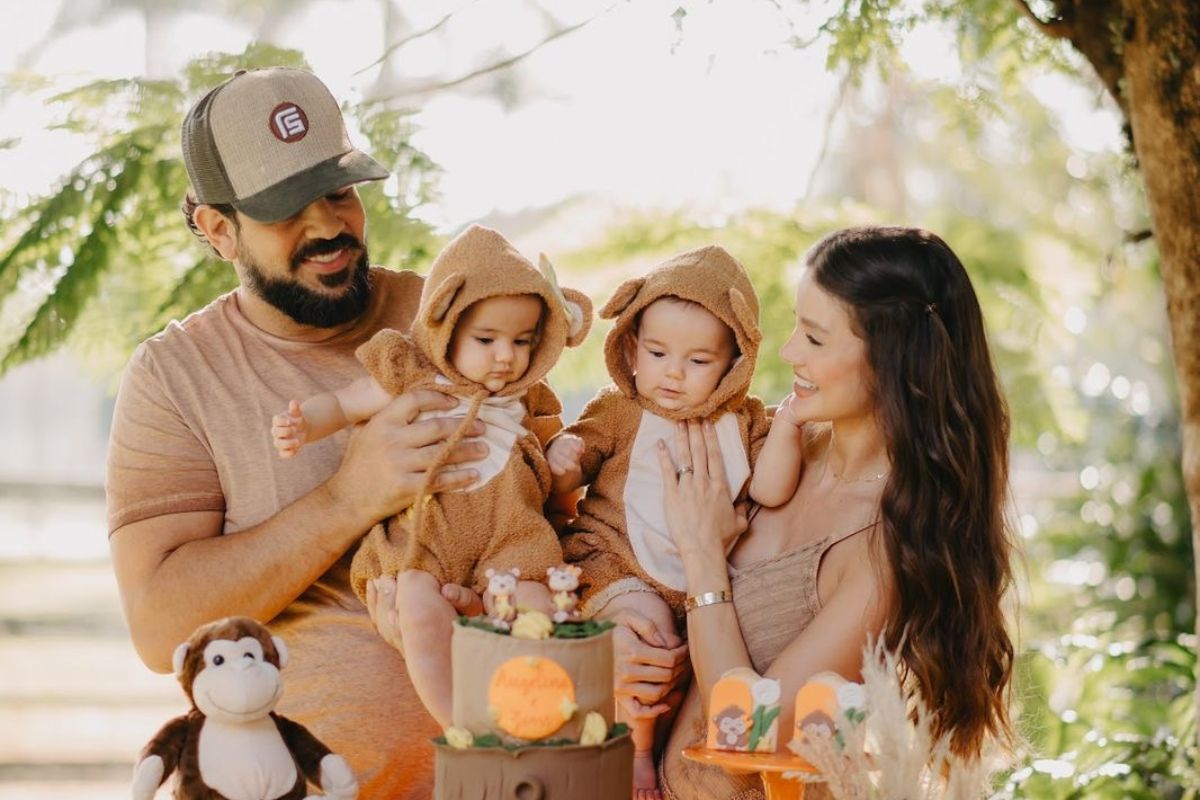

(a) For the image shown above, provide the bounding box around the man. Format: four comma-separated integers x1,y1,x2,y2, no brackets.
106,67,485,797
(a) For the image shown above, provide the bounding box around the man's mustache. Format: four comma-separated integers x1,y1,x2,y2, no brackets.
291,234,363,270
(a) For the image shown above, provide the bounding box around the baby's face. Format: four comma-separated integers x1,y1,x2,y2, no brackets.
629,298,736,412
450,294,543,392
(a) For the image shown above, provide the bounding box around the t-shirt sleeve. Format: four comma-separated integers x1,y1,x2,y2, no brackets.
105,347,225,534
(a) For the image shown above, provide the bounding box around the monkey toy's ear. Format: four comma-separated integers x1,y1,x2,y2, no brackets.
172,642,190,677
272,635,289,669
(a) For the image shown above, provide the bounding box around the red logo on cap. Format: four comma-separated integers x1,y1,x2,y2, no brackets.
270,103,309,142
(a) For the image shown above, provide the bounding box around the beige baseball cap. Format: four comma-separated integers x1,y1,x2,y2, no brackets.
181,67,388,223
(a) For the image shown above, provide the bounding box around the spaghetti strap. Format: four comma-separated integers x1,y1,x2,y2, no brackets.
821,517,880,551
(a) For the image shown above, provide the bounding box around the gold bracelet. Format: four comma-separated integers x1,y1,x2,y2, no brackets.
685,590,732,613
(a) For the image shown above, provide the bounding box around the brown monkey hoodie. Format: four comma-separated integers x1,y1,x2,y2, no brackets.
348,224,592,599
556,245,771,620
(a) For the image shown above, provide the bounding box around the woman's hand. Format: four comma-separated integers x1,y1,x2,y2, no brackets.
610,609,690,708
657,420,748,570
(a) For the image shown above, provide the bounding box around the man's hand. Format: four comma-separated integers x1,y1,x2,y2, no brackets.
325,388,488,528
546,433,585,494
365,576,405,657
366,577,487,656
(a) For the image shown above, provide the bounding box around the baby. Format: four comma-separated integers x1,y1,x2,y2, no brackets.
546,245,799,797
272,224,592,726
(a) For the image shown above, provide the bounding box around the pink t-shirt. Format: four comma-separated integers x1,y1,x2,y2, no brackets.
106,267,439,798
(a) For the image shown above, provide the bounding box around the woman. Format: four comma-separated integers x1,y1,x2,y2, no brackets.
652,226,1015,798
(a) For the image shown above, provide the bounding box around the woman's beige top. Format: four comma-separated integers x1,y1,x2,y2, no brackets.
660,521,874,800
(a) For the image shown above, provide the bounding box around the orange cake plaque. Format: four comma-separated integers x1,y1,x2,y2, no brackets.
488,655,577,740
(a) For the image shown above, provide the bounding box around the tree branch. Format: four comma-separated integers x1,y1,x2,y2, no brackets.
365,5,615,103
802,69,853,201
1011,0,1075,41
354,0,482,77
1125,228,1153,245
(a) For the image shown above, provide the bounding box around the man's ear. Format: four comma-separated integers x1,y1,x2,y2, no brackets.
193,205,240,261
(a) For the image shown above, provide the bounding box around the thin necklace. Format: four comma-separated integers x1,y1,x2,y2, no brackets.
833,468,889,484
823,450,889,485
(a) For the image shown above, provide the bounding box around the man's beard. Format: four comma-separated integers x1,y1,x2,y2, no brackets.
241,233,373,328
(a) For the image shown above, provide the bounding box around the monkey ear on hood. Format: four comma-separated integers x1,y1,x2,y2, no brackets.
561,288,594,347
599,277,646,320
423,273,466,326
172,642,190,677
272,635,288,669
537,253,593,347
728,286,762,346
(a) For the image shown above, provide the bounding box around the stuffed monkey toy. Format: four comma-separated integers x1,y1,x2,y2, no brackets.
131,616,357,800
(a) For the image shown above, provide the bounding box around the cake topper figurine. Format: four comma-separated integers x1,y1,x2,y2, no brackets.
546,564,583,624
485,567,521,630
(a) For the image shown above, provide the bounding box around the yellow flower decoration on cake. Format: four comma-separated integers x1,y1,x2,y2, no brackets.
579,711,607,746
511,610,554,640
444,726,474,749
560,696,578,721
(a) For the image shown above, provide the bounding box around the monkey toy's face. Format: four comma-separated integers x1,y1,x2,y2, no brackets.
720,717,748,737
191,636,284,724
546,566,579,593
488,573,518,596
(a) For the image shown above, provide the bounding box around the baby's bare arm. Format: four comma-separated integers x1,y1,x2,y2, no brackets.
301,376,393,445
748,396,806,507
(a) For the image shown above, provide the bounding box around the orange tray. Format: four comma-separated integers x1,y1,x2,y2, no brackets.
681,745,821,800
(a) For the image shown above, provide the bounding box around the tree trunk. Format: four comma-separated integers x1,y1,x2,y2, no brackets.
1070,0,1200,716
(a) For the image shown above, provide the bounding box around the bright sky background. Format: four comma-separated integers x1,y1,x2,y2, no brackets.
0,0,1123,233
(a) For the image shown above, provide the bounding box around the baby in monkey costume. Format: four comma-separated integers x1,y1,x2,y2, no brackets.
547,245,801,797
272,224,592,726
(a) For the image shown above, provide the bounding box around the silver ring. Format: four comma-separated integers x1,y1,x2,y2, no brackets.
676,465,694,477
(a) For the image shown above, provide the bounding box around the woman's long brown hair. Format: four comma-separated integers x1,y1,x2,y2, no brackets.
807,226,1014,757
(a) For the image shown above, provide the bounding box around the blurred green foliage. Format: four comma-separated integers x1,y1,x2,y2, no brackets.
998,245,1196,797
0,43,439,380
550,207,1048,441
2,6,1196,794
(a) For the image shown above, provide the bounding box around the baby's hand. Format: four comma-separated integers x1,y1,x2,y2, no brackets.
272,400,310,458
775,392,808,430
547,434,584,475
547,434,585,494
